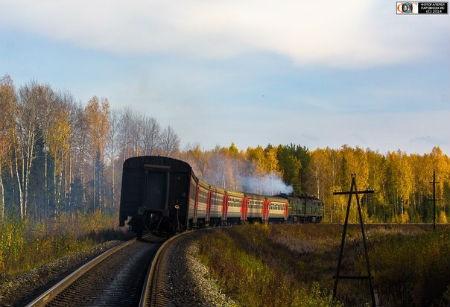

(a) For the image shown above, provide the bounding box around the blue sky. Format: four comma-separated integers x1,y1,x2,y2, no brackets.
0,1,449,153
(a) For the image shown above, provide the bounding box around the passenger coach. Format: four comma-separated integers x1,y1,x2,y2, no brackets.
120,156,322,235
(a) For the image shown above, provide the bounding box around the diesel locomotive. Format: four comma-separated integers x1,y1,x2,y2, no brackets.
119,156,323,236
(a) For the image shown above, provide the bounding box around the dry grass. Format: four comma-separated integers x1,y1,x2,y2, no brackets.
365,228,450,306
196,224,450,307
197,224,338,307
0,211,128,276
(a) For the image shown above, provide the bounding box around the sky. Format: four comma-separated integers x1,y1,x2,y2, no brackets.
0,1,449,154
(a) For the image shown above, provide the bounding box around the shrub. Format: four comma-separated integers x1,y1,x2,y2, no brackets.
197,225,337,307
197,224,450,306
362,230,450,306
0,211,124,276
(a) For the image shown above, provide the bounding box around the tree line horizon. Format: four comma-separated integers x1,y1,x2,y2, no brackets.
1,75,449,224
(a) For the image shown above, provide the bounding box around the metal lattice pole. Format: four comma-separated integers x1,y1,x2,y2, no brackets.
332,174,376,306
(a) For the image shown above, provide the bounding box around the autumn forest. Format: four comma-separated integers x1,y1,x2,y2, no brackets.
0,75,449,224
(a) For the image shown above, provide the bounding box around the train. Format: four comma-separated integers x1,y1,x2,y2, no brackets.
119,156,323,236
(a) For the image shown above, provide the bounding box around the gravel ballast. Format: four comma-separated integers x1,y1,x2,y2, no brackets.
1,231,236,307
0,240,123,307
157,231,237,307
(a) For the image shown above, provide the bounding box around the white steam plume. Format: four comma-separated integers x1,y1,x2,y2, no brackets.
238,173,293,196
184,150,293,196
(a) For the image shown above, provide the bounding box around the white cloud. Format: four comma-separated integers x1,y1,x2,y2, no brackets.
0,0,448,67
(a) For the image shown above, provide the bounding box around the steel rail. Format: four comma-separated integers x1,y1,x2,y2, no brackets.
139,231,192,307
25,238,136,307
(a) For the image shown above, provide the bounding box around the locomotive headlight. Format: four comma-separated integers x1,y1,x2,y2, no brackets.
174,204,180,209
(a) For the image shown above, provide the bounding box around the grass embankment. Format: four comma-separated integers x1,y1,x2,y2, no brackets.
0,211,128,276
196,224,450,307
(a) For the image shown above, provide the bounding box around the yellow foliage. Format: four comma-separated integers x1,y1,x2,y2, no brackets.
85,97,110,156
400,212,410,224
246,146,280,175
47,109,71,173
0,76,17,162
438,211,448,224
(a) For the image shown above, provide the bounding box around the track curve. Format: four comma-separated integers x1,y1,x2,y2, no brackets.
140,231,193,307
26,237,162,307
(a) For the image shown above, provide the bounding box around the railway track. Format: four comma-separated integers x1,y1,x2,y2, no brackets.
25,235,163,307
139,231,191,306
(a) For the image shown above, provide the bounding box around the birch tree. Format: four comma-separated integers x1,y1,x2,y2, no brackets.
15,82,54,218
160,126,179,157
68,103,88,211
0,75,17,220
47,104,71,213
85,97,110,210
141,116,161,155
106,110,120,209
